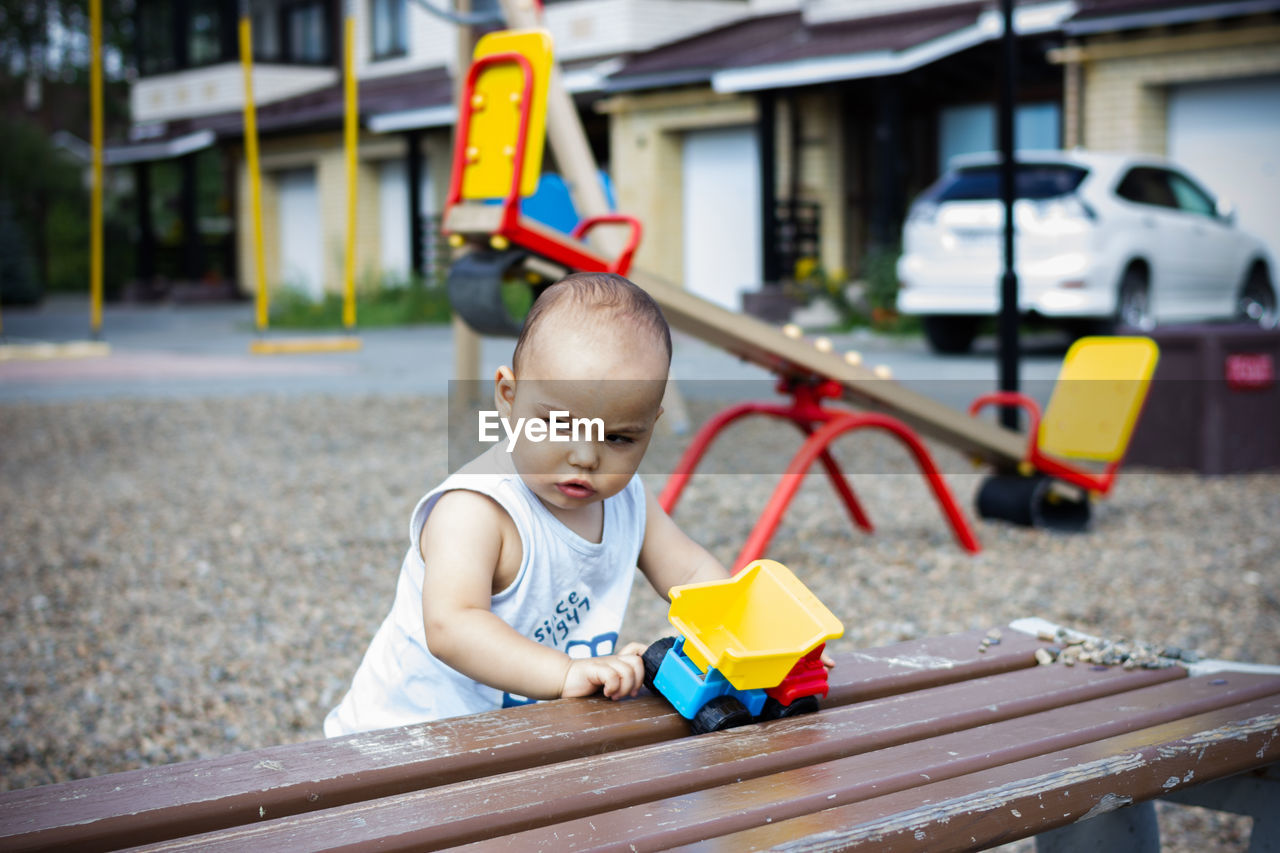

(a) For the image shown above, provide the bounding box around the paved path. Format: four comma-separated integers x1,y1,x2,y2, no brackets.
0,298,1066,409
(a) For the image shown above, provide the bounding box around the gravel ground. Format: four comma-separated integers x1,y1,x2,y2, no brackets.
1,393,1276,850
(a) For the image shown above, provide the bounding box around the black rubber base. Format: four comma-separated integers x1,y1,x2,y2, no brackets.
975,474,1091,532
446,249,536,337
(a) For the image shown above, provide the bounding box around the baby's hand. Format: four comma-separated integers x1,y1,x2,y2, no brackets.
561,642,647,700
821,650,836,670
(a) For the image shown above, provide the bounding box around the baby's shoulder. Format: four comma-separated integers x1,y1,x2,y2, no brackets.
422,488,518,546
421,489,523,588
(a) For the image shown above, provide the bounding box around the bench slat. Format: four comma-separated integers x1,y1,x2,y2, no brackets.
439,673,1280,852
129,663,1190,852
0,629,1039,853
678,700,1280,852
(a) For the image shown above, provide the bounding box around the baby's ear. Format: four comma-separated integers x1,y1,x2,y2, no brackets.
494,366,516,414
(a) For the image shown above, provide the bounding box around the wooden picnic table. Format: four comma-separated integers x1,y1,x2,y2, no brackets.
2,622,1277,852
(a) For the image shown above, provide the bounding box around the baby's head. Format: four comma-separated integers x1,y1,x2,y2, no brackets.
511,272,671,380
495,273,671,514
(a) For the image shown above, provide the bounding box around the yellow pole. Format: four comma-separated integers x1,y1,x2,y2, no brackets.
89,0,104,338
239,11,268,332
342,8,358,329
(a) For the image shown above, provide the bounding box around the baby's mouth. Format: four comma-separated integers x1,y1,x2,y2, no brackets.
556,480,596,499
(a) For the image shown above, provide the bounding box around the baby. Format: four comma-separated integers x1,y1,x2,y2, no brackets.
325,271,731,734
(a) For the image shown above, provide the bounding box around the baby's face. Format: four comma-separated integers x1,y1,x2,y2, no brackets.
496,321,667,522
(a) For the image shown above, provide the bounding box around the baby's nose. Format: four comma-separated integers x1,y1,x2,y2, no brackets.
567,441,599,469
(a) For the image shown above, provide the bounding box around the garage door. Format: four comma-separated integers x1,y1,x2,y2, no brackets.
378,159,434,281
1168,75,1280,269
681,126,761,310
277,167,324,299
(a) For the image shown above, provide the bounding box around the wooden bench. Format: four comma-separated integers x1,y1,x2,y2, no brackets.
2,623,1276,852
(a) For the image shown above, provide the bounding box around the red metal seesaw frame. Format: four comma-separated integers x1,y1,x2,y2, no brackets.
444,51,642,276
660,378,981,569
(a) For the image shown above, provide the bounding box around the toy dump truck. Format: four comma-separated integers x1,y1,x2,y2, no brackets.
642,560,844,734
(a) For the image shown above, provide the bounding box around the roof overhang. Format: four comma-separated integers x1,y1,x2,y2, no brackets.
605,68,721,93
713,0,1076,93
1065,0,1280,35
368,104,457,133
103,129,216,165
562,58,626,93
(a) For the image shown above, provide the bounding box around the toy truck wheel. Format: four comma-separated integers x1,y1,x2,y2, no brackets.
642,637,676,693
759,695,820,721
690,696,753,735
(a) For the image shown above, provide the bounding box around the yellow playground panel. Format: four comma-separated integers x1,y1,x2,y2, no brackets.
460,29,552,201
668,560,844,691
1037,336,1161,464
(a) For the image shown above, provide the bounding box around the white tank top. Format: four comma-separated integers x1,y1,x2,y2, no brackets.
324,447,645,735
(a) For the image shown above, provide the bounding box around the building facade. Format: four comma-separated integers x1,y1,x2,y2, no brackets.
115,0,1279,312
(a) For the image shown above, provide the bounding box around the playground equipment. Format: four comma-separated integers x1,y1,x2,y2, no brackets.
443,28,642,336
441,14,1159,546
239,3,361,355
971,336,1160,531
442,28,1000,552
642,560,843,735
662,377,982,568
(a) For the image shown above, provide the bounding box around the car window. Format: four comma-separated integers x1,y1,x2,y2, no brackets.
929,164,1088,202
1115,167,1177,209
1166,170,1217,218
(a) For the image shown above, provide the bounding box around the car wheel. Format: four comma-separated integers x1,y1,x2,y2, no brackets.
690,695,753,735
1237,266,1278,330
642,637,676,693
922,315,978,354
1116,268,1155,332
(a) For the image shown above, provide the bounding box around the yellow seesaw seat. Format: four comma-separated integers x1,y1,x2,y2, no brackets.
668,560,843,691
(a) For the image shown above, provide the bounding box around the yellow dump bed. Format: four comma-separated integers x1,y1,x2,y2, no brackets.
667,560,844,691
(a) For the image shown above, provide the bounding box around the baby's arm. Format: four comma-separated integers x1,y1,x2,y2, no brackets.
636,485,731,599
420,491,644,701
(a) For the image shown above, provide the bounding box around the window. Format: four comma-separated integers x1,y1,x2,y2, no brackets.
253,8,282,62
371,0,408,60
136,0,176,74
1116,168,1177,209
937,102,1062,173
1167,171,1217,218
930,164,1088,202
187,0,223,66
135,0,234,73
286,1,329,64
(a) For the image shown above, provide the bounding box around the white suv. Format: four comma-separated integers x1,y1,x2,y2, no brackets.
896,150,1277,353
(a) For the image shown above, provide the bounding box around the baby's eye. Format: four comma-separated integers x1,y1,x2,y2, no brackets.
605,433,635,445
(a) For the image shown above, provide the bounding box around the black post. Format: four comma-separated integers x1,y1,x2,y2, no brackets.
872,77,904,248
758,90,779,283
406,129,425,278
997,0,1020,430
134,162,155,287
180,152,202,285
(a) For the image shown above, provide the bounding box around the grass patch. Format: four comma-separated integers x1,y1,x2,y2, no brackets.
267,273,453,329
